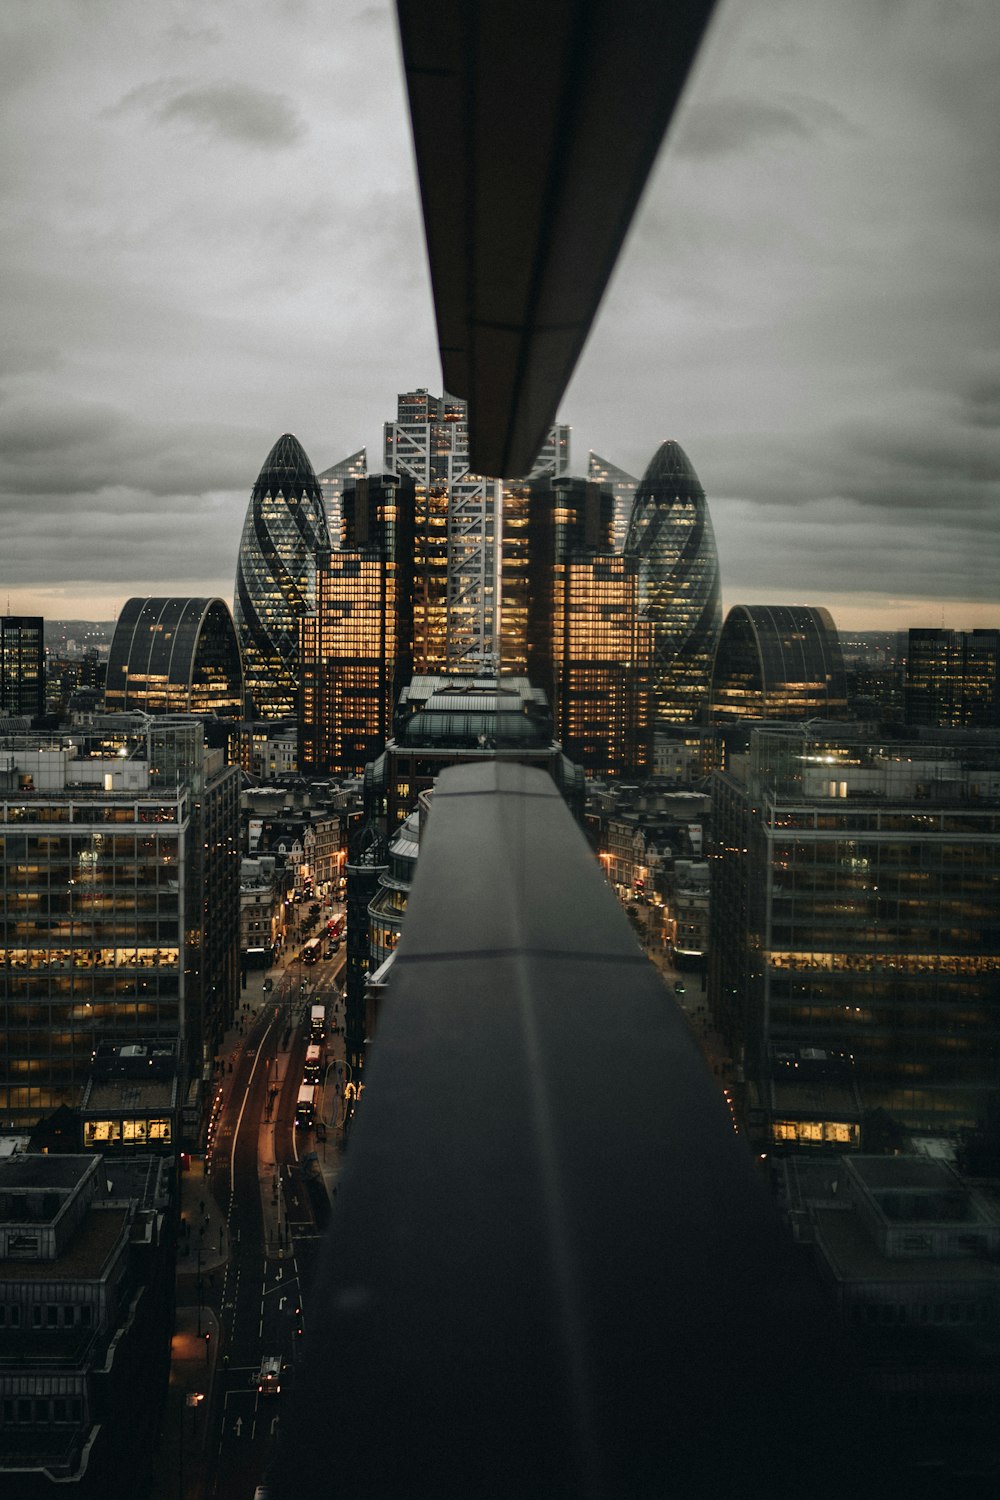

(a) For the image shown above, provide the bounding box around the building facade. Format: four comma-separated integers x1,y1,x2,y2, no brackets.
104,597,243,718
523,477,652,778
234,433,330,719
317,448,367,547
624,440,722,725
385,387,569,671
587,451,637,555
709,604,848,723
905,628,1000,729
0,1151,172,1499
0,617,44,721
300,473,416,778
0,717,239,1129
710,723,1000,1135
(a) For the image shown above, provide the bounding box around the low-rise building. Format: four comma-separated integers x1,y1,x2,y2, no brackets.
0,1149,173,1498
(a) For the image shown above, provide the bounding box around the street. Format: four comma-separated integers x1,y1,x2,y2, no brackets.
159,905,347,1500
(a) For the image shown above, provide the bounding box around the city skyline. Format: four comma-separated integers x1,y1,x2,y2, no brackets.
1,1,998,630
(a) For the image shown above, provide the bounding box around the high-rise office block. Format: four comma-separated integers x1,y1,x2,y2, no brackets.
905,628,1000,729
385,388,568,669
317,448,368,546
587,452,637,554
625,440,722,725
234,433,329,718
525,477,652,778
104,597,243,718
710,723,1000,1136
0,616,44,721
709,604,848,722
300,474,416,777
0,717,239,1129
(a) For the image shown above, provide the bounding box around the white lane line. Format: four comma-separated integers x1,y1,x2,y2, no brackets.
228,1018,276,1215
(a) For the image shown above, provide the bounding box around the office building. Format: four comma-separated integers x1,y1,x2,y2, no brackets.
0,1149,173,1499
317,447,368,545
905,628,1000,729
234,433,329,718
709,604,848,722
624,440,722,725
710,722,1000,1136
0,716,239,1130
0,616,44,721
104,597,243,718
300,473,416,777
523,477,653,778
385,387,568,669
587,451,637,554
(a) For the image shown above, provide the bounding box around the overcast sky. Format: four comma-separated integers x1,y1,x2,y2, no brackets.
1,0,997,630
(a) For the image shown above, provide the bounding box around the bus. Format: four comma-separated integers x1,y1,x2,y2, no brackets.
303,1043,322,1084
309,1003,326,1041
326,914,344,940
301,937,322,965
295,1084,316,1129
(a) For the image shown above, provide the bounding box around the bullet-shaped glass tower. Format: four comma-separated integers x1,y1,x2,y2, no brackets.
625,440,722,724
234,433,329,718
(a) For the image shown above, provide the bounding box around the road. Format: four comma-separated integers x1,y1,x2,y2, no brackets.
199,939,345,1500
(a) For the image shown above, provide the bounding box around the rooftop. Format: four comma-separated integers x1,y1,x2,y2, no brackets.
0,1205,129,1281
0,1154,93,1200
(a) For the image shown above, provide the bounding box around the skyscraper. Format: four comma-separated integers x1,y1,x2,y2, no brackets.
234,433,329,718
300,473,416,777
317,448,368,546
587,452,637,554
625,440,722,725
905,628,1000,729
524,477,652,777
385,388,568,669
0,615,44,720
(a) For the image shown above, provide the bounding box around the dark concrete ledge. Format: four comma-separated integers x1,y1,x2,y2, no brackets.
274,763,863,1498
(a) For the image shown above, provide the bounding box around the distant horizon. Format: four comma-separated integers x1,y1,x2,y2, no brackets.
29,601,1000,639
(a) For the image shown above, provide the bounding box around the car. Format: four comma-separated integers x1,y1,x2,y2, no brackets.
262,978,273,993
331,938,340,952
674,981,686,996
324,945,335,959
256,1355,282,1395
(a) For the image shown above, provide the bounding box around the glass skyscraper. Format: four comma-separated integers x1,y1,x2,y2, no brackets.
625,440,722,725
234,433,329,718
385,388,569,670
524,477,652,777
0,616,44,721
300,473,416,777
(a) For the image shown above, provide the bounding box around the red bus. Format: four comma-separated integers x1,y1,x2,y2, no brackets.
326,915,344,940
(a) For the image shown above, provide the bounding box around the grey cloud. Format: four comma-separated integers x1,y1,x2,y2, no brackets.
156,82,303,148
0,399,261,499
672,94,853,160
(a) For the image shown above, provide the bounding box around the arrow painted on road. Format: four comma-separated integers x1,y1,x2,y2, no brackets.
271,1416,280,1437
278,1295,286,1311
234,1416,243,1437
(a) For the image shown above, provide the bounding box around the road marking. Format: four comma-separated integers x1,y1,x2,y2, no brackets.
233,1416,243,1437
229,1012,278,1217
